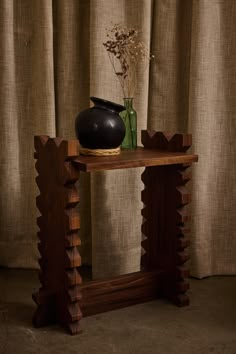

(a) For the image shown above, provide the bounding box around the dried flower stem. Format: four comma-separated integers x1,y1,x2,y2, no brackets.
103,23,154,98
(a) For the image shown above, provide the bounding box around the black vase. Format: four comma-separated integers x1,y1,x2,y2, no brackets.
75,97,126,150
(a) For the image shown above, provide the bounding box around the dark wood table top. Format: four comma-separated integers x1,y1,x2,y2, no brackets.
72,147,198,172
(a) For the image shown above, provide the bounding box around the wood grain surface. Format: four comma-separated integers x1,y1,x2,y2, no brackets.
80,270,163,316
73,147,198,172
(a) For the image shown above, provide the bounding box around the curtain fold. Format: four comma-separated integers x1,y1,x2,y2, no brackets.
189,0,236,277
0,0,56,267
0,0,235,278
148,0,193,132
88,0,152,278
52,0,92,264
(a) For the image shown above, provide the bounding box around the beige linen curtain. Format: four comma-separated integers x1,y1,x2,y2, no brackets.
0,0,235,278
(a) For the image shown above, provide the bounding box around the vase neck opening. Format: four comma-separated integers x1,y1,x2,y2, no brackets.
123,98,134,109
90,96,125,113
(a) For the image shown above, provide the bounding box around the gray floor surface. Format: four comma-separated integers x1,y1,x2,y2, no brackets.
0,269,235,354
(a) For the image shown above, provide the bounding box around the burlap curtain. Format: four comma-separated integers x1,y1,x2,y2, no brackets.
0,0,235,278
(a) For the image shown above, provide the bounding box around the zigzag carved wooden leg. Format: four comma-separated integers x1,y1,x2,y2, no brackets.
141,164,191,306
141,131,193,306
174,163,192,306
32,136,83,334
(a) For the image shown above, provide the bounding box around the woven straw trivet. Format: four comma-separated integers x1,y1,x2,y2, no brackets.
79,146,121,156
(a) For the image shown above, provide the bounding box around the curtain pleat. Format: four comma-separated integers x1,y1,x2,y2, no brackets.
0,0,55,267
52,0,92,265
189,0,236,277
89,0,152,278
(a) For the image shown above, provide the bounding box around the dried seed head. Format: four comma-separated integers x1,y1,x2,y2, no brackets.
103,23,154,97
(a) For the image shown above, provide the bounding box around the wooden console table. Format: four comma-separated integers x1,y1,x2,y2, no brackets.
32,130,198,334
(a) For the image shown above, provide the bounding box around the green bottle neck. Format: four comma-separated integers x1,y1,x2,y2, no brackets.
123,98,134,110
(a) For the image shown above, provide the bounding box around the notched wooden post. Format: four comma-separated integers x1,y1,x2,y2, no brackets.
32,136,82,334
141,130,192,306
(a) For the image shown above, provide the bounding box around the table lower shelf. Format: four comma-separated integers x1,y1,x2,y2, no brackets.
80,268,189,317
80,270,163,316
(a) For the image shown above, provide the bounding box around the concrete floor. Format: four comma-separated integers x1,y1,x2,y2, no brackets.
0,269,235,354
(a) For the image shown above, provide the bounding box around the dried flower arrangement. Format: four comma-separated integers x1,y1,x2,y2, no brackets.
103,23,154,98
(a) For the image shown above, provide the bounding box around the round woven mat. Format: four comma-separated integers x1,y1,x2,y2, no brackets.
79,146,121,156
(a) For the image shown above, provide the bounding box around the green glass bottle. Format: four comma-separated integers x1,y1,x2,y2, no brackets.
119,98,137,149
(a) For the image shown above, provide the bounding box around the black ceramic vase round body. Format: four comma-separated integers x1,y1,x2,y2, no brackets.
75,97,126,149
